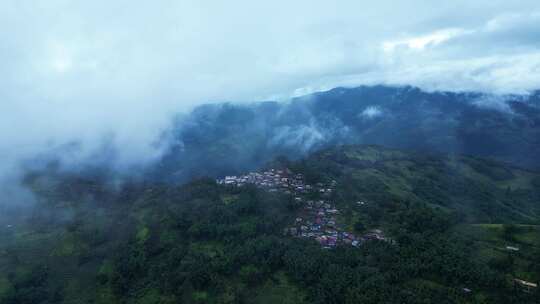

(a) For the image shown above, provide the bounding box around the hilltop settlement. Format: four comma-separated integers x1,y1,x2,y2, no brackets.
217,168,388,249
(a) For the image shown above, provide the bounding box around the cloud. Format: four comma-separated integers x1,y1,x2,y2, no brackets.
374,11,540,94
382,28,468,52
360,106,384,119
269,117,350,152
1,0,540,204
270,125,325,153
472,95,514,113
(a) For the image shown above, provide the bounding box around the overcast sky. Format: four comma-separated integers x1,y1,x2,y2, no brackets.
1,1,540,197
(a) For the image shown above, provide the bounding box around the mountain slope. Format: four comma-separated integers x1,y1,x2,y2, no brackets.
296,145,540,224
1,145,539,303
155,85,540,183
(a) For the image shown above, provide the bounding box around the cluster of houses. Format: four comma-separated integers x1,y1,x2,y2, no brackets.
285,199,360,248
217,168,387,249
285,198,387,249
216,168,327,195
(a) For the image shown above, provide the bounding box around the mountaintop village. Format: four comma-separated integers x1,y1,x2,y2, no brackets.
217,168,388,249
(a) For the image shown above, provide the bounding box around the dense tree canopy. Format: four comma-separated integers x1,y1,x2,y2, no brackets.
1,145,539,303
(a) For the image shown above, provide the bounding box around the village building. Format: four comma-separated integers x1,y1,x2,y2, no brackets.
514,279,538,293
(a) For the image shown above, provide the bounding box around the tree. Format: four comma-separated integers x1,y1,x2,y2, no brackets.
354,221,365,233
502,224,519,243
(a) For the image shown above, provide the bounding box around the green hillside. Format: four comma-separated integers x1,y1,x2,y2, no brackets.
0,145,539,303
296,145,540,224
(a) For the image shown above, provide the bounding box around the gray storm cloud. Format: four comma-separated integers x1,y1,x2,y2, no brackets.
1,0,540,203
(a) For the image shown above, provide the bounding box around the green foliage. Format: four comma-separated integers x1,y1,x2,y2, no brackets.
0,277,14,304
303,145,540,224
532,176,540,189
239,265,263,286
136,226,150,244
3,145,540,303
353,221,365,233
248,272,307,304
502,224,519,242
2,265,59,304
464,158,515,181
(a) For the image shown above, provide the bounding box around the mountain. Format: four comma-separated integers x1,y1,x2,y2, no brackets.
297,145,540,224
154,85,540,184
2,145,539,303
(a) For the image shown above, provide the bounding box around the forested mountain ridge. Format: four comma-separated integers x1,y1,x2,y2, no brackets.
155,86,540,184
295,145,540,224
1,145,539,303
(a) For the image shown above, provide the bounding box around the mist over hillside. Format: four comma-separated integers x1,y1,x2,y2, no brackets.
3,2,540,303
151,85,540,183
4,84,537,212
2,1,540,212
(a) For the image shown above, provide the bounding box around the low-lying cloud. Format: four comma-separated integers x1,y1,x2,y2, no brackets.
360,106,384,119
472,95,515,113
1,0,540,205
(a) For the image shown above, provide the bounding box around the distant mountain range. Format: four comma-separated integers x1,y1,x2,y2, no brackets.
153,85,540,182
